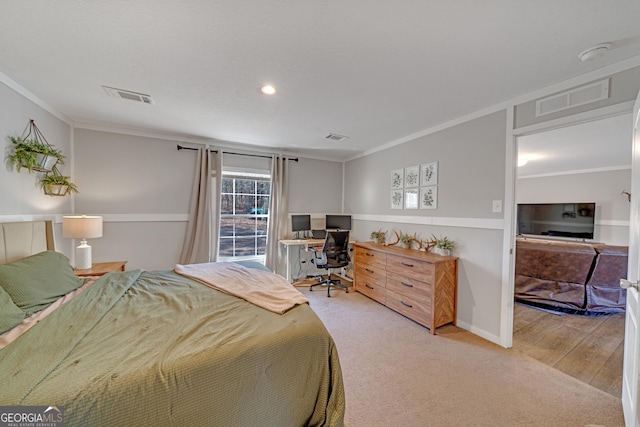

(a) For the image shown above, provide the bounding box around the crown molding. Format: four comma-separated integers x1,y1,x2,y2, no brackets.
0,71,73,126
347,55,640,162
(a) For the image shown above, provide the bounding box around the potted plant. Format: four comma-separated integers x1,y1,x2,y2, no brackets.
432,236,455,256
399,233,413,249
370,229,386,244
39,169,79,196
7,136,65,173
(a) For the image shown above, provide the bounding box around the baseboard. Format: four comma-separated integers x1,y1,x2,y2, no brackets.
455,319,502,347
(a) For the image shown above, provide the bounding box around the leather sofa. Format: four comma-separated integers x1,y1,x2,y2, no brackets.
515,239,627,314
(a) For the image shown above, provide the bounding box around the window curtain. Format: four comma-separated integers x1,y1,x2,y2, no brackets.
180,146,222,264
265,155,289,271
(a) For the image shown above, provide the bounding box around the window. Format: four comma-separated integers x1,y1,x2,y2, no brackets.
219,170,271,261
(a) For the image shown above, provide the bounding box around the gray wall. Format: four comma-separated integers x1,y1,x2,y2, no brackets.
345,112,506,218
73,129,194,270
345,111,507,341
73,129,343,270
0,81,73,259
288,157,343,217
516,169,631,245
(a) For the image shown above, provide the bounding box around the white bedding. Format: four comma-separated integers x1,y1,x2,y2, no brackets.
174,262,308,314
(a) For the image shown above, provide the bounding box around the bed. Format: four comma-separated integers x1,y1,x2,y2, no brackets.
0,220,345,426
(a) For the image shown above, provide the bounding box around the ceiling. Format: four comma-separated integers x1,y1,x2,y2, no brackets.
517,113,633,177
1,1,640,161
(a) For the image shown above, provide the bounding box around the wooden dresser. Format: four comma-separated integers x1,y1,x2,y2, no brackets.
354,241,458,334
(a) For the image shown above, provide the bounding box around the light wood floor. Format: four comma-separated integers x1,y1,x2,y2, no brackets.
512,302,625,398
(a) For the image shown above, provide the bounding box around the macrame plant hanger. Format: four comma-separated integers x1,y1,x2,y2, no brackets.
20,119,60,173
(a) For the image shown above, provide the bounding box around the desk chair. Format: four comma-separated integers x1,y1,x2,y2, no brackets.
309,230,350,297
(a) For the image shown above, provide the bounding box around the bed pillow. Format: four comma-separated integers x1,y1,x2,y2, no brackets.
0,251,84,316
0,286,24,334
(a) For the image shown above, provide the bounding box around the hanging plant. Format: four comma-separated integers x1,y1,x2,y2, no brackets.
6,120,65,173
7,136,65,173
39,167,79,197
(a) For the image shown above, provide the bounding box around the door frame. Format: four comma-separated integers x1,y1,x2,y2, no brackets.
500,101,635,348
621,90,640,425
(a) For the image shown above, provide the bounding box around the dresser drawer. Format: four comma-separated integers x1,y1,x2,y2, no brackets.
355,266,386,304
387,254,434,283
386,288,432,328
355,247,387,270
356,262,385,283
386,275,432,301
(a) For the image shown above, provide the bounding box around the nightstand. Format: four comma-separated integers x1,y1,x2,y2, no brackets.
74,261,127,277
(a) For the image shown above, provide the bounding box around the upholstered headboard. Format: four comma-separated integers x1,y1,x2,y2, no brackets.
0,220,55,265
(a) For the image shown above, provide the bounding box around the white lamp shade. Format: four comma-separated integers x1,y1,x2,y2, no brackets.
62,215,103,239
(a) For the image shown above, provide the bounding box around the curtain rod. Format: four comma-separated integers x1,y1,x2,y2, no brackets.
176,144,298,162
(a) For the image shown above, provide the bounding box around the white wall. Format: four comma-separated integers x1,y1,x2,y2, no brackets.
517,169,631,245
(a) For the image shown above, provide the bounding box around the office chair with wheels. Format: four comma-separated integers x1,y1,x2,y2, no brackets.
309,230,350,297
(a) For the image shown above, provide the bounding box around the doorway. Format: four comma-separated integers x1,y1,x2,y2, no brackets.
512,113,632,397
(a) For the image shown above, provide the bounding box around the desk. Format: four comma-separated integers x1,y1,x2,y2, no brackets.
278,238,355,283
279,239,325,283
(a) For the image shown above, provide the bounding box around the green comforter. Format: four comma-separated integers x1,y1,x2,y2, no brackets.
0,270,345,426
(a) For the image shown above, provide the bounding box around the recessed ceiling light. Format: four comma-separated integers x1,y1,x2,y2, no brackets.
261,85,276,95
578,43,612,62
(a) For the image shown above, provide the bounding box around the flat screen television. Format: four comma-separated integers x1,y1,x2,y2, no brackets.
516,202,596,239
291,214,311,238
325,214,351,231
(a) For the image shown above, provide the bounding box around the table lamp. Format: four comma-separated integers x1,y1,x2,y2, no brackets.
62,215,103,270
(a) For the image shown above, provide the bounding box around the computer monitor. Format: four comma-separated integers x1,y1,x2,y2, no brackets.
291,214,311,238
325,214,351,231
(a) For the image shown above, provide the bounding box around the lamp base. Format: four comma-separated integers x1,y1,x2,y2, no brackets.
75,240,92,270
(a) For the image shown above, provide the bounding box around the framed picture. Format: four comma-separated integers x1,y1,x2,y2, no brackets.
391,169,404,189
421,161,438,186
391,190,403,209
404,166,419,188
420,186,437,209
404,189,419,209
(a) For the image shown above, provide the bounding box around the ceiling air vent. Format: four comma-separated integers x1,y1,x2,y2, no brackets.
535,79,609,117
102,86,154,104
325,133,349,141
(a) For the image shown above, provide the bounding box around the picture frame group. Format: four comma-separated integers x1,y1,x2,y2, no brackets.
391,161,438,210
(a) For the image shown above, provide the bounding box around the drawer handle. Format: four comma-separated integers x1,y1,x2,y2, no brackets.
365,268,374,273
365,284,374,290
366,253,375,257
401,281,413,288
401,262,414,267
400,300,413,308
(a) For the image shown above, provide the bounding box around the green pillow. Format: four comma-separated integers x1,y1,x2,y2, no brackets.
0,251,84,316
0,286,24,334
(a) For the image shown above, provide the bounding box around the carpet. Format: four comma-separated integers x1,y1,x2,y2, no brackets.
302,285,624,427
